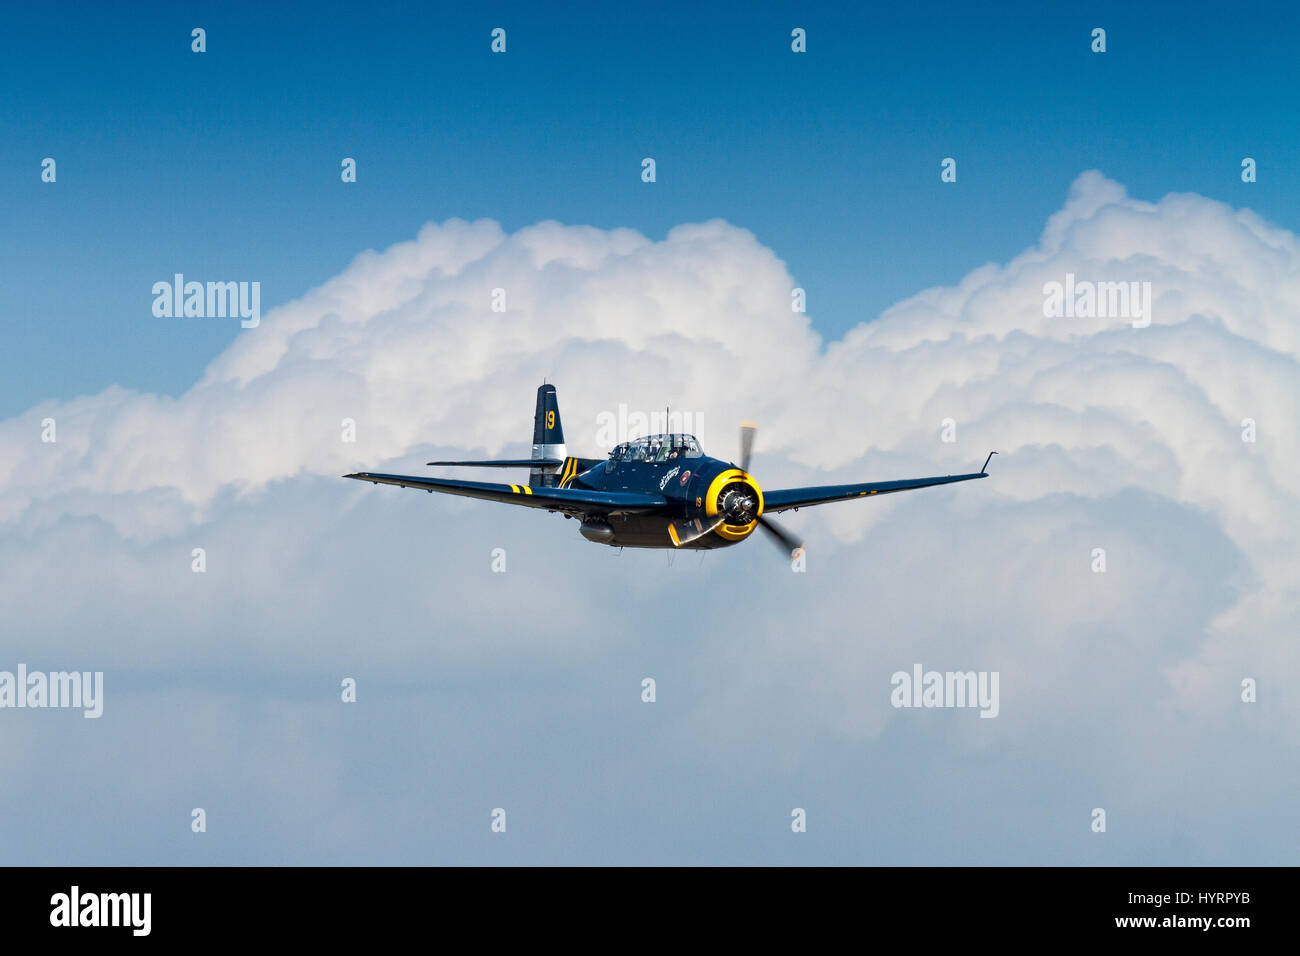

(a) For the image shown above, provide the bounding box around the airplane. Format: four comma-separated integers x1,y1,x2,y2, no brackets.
344,384,994,555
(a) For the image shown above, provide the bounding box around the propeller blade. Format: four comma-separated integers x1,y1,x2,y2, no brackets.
668,513,726,547
757,514,804,560
739,422,757,474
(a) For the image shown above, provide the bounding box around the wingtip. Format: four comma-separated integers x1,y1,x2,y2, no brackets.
981,451,998,474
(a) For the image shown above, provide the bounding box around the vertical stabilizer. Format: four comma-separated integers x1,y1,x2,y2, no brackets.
530,385,567,487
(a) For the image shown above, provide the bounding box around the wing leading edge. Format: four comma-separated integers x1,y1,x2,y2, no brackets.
762,454,994,514
343,472,667,515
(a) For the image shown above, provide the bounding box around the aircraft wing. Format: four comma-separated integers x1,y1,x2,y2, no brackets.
344,472,667,515
762,455,993,514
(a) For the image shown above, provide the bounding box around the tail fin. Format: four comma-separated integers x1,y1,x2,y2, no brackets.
425,384,571,483
530,384,567,487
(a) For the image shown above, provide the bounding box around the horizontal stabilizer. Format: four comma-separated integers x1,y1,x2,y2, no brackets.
426,459,564,468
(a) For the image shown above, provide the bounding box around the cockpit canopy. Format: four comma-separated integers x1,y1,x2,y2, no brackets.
609,434,704,463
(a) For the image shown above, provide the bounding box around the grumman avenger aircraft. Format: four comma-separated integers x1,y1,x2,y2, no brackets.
345,385,995,556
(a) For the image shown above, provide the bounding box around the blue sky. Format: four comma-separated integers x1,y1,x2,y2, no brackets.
4,0,1299,416
2,2,1299,866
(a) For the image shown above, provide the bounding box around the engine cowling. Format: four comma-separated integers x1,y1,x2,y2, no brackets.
703,468,764,541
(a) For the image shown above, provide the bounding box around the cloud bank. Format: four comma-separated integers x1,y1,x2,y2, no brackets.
1,171,1296,864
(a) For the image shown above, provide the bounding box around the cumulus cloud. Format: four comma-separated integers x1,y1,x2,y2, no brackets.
2,171,1297,863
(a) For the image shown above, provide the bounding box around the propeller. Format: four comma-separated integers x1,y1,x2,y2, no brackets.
669,513,726,546
756,511,804,560
739,422,757,474
669,422,804,560
738,422,804,559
